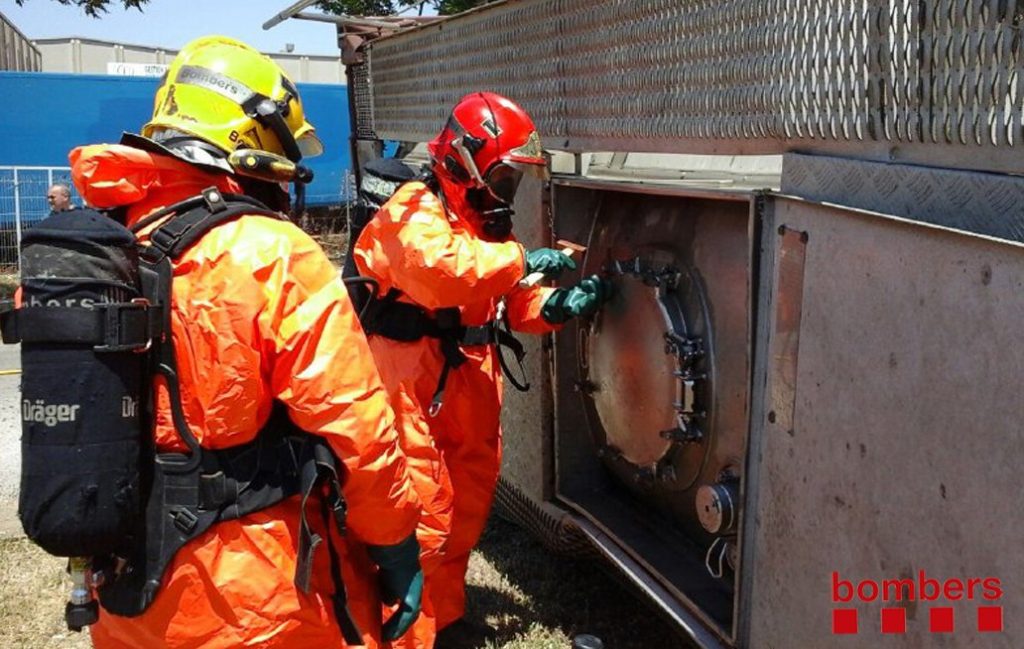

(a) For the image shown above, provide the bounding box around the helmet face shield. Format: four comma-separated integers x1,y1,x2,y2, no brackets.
511,159,550,181
297,130,323,158
485,160,548,203
485,163,523,203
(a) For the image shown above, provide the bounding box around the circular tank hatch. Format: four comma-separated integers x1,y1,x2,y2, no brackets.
578,256,712,489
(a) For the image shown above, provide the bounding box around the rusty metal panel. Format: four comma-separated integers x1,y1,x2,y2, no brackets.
548,182,755,642
743,196,1024,648
367,0,1024,173
768,225,807,437
499,174,555,503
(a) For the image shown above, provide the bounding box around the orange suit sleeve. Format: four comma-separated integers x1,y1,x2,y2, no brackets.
261,221,420,546
353,182,526,309
504,284,561,334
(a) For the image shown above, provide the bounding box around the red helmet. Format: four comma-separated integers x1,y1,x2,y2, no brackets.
427,91,548,204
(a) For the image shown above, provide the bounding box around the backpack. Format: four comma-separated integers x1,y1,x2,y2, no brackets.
342,157,419,314
0,188,362,643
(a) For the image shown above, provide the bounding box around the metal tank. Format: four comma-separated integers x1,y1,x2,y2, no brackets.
302,0,1024,646
546,177,755,636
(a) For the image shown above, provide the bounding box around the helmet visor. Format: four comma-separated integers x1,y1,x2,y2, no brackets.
485,163,524,204
296,127,324,158
485,161,547,203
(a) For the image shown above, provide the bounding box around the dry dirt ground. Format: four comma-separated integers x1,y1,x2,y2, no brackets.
0,516,690,649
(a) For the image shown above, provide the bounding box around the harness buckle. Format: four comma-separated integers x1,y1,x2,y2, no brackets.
428,399,443,417
94,298,153,353
170,507,199,534
330,499,347,534
201,187,227,213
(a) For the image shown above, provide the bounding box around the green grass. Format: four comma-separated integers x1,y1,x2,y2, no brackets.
0,516,691,648
0,274,17,302
0,538,91,649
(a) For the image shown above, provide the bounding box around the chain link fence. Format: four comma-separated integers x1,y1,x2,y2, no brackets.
0,167,354,274
300,169,356,265
0,167,78,274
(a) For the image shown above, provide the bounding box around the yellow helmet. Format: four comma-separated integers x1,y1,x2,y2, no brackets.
143,35,322,162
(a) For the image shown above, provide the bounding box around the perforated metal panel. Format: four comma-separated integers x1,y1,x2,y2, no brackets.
363,0,1024,172
349,61,377,139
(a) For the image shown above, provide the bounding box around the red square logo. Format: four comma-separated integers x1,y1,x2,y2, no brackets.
930,607,955,633
833,609,858,635
881,607,906,634
978,606,1003,633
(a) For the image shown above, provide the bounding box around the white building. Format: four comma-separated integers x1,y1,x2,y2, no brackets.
33,36,345,84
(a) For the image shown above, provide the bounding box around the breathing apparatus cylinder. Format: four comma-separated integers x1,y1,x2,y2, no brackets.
16,209,148,559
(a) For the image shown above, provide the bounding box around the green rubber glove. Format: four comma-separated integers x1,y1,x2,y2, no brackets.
525,247,578,280
367,534,424,640
541,275,614,324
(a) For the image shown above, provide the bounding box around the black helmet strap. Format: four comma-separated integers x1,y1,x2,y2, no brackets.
244,96,304,164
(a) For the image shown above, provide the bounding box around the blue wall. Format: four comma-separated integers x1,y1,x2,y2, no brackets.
0,72,350,207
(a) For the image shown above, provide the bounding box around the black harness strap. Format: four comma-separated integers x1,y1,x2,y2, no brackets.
140,190,281,261
299,443,362,645
363,297,529,416
492,318,530,392
0,301,154,352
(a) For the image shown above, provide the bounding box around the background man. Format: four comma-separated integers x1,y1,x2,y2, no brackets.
46,183,73,213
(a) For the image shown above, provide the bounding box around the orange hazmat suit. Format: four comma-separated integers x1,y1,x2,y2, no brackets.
354,173,558,641
70,143,422,649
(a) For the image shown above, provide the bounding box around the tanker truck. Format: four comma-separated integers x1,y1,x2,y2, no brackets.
271,2,1023,647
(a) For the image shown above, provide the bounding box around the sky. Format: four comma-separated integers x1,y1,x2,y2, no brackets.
0,0,384,56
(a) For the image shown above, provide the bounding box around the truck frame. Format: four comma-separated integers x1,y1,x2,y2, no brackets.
275,2,1024,647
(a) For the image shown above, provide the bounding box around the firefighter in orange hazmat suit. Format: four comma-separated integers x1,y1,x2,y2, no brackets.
353,92,612,648
73,36,426,649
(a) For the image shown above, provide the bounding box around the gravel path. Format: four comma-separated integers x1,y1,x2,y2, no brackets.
0,344,20,538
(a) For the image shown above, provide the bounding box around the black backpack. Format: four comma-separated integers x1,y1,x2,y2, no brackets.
1,188,363,643
342,157,419,314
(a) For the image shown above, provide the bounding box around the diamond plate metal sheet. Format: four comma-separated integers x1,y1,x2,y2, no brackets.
782,153,1024,243
363,0,1024,172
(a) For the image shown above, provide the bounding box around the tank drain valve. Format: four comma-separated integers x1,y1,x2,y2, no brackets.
696,480,739,536
65,557,99,632
572,634,604,649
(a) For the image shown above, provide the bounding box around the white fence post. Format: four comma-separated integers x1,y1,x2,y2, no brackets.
12,168,21,273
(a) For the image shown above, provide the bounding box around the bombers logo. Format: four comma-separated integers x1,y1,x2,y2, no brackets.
23,400,81,428
176,65,253,102
831,570,1004,635
25,294,113,309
